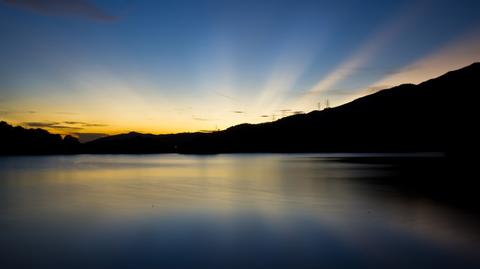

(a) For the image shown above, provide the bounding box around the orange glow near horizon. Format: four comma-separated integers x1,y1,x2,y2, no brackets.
1,2,480,141
3,36,480,142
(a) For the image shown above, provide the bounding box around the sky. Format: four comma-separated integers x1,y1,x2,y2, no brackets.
1,0,479,141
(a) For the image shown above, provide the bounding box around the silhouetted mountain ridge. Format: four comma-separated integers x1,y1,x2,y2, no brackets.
1,62,478,155
86,62,479,154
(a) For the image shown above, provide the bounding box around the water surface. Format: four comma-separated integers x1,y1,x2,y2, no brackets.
0,154,479,268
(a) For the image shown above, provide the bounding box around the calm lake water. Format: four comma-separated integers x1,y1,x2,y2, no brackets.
0,154,479,269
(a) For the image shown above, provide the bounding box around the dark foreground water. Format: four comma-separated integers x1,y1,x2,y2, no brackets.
0,154,479,269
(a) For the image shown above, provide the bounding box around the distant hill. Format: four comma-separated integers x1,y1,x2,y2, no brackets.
1,62,478,155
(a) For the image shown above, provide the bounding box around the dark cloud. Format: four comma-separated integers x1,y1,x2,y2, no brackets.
1,0,118,22
213,91,238,103
279,109,291,117
232,111,244,114
260,115,269,118
24,121,84,130
384,65,421,76
73,132,107,143
192,117,210,121
63,121,108,127
55,111,79,115
22,120,108,131
64,121,84,125
83,123,108,127
214,91,235,101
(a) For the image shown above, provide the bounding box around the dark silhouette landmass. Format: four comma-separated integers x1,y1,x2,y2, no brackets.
1,62,478,155
0,121,80,155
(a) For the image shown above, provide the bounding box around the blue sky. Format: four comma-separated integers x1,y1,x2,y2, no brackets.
1,0,479,138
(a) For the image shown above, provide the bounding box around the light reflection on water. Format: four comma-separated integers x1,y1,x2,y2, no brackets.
0,154,479,268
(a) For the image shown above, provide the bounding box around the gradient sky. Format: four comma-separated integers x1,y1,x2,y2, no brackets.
1,0,479,141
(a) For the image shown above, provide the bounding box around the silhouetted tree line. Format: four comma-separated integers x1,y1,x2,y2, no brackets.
0,121,80,155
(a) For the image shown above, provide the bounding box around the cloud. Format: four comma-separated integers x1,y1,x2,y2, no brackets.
383,65,420,76
55,111,79,115
232,111,244,114
22,120,108,131
214,91,236,101
63,121,84,124
1,0,118,22
24,121,84,130
82,123,108,127
192,117,210,121
63,121,108,127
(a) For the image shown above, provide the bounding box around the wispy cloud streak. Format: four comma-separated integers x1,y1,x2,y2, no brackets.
24,121,84,130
